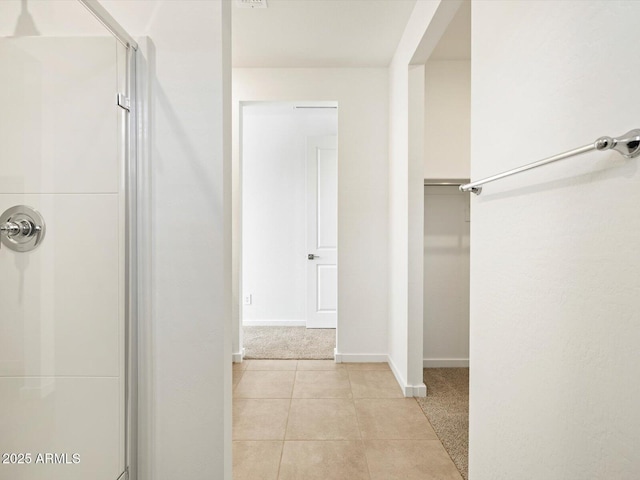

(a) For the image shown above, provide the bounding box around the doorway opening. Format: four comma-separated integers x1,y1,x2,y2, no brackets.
419,1,471,479
240,101,338,360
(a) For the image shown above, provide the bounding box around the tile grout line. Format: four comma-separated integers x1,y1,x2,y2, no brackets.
232,437,466,443
275,369,296,479
347,367,373,480
234,370,242,392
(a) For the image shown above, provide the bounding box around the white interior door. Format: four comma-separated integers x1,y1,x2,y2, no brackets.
306,136,338,329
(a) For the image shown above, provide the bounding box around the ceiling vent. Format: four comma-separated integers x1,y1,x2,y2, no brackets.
235,0,268,8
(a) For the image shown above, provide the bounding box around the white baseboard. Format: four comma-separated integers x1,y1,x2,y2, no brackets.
404,383,427,397
243,319,306,327
423,358,469,368
334,352,388,363
388,355,427,398
232,348,246,363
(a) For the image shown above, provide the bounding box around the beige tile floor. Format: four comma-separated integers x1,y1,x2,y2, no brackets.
233,360,462,480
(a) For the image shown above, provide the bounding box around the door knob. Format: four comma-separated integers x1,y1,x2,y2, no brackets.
0,205,46,252
308,254,320,260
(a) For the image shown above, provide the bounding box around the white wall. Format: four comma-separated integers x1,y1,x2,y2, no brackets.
100,2,232,480
423,186,469,367
242,103,337,324
0,0,116,36
470,1,640,478
424,60,470,179
233,68,389,361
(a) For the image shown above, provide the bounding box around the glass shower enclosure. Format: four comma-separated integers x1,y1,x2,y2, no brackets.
0,1,137,479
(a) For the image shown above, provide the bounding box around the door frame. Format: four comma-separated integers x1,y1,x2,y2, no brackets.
234,101,339,360
82,2,140,476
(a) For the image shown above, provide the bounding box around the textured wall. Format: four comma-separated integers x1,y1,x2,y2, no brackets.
469,1,640,478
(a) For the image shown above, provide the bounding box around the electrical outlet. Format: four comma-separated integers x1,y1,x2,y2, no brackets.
243,294,252,305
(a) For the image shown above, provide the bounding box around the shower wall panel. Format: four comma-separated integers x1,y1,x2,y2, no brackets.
0,38,118,194
0,37,125,480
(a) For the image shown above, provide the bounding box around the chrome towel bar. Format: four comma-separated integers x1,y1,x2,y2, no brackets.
460,129,640,195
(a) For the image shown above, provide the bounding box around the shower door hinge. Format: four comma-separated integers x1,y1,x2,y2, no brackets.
117,93,131,112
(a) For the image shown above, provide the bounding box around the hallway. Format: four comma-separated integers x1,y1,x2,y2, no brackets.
232,360,461,480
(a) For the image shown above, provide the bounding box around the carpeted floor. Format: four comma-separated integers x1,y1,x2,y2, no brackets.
243,326,336,359
417,368,469,480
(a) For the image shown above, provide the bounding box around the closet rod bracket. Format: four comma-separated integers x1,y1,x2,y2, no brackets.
596,129,640,158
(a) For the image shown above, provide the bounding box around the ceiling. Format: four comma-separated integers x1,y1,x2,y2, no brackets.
232,0,417,68
79,0,468,67
429,0,471,61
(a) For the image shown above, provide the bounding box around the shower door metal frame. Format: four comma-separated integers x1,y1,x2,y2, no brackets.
123,43,138,480
78,0,138,50
78,1,139,479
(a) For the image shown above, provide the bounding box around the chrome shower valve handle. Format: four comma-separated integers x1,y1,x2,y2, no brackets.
0,221,21,237
0,206,46,252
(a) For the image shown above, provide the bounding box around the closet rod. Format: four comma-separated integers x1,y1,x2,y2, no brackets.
460,129,640,195
424,179,469,187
